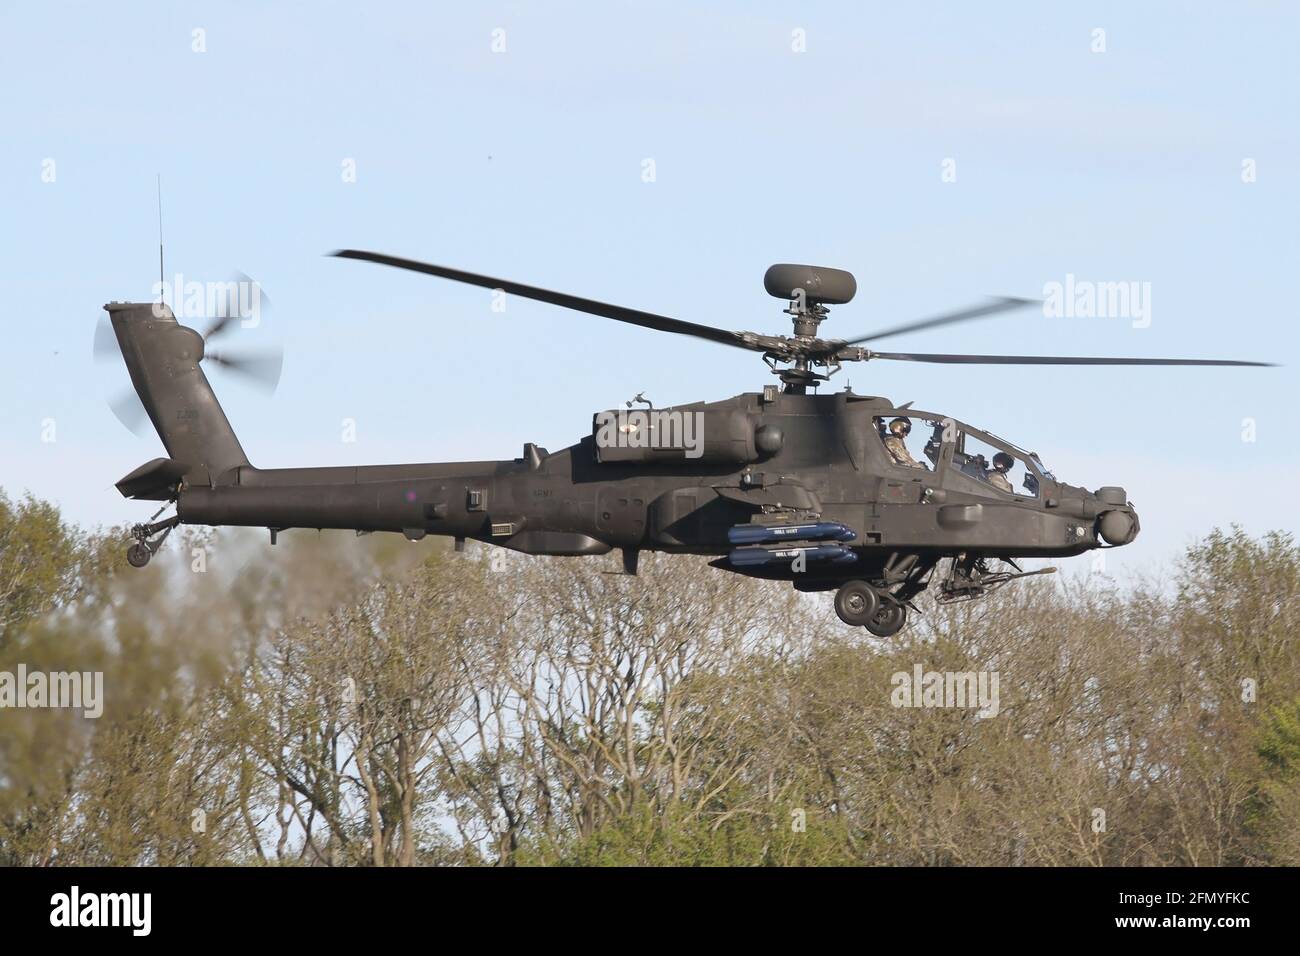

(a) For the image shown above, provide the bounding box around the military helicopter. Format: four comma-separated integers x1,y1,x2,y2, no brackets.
106,253,1271,636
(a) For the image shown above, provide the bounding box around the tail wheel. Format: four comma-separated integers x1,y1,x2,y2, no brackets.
834,580,880,627
123,515,178,570
864,601,907,637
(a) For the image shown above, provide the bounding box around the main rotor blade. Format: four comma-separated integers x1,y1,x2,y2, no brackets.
331,249,762,352
835,297,1040,348
869,351,1276,366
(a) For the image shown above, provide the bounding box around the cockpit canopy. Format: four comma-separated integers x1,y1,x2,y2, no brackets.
873,412,1052,499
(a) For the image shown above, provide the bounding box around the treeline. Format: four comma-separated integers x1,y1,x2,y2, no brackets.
1,489,1297,866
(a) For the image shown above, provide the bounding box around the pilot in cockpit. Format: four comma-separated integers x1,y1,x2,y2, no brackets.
987,452,1014,493
883,417,925,469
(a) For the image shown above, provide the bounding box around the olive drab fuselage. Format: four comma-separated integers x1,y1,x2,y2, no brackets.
167,387,1138,584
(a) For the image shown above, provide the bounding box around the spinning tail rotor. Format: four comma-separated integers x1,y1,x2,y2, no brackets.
95,272,284,436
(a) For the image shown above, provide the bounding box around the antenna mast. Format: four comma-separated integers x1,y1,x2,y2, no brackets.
156,175,165,307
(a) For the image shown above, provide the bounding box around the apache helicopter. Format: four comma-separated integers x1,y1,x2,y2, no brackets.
106,253,1271,636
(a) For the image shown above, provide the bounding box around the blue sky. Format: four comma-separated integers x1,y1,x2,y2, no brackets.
2,1,1297,579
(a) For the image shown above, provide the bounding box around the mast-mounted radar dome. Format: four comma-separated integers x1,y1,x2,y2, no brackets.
763,264,857,306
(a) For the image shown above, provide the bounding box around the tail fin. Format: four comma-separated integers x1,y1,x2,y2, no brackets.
106,302,250,487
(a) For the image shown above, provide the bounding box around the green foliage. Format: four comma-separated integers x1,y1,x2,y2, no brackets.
0,491,95,644
516,800,854,867
1247,698,1300,864
1,489,1298,867
1258,699,1300,775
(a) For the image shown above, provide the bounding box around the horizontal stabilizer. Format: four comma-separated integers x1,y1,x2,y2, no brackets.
116,457,189,500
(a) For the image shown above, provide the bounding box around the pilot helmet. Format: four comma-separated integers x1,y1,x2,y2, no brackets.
889,417,912,437
992,452,1014,472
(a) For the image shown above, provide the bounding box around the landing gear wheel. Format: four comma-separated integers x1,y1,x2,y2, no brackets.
834,580,880,627
864,602,907,637
123,514,178,570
